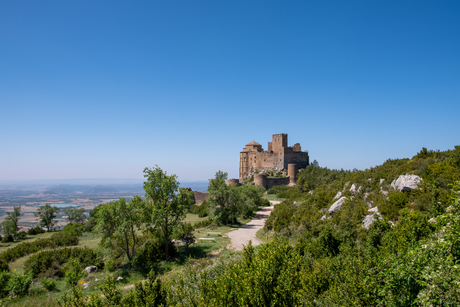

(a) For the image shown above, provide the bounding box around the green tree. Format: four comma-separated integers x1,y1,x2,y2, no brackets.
142,166,194,260
1,206,21,238
208,171,242,224
34,204,60,232
94,197,142,265
63,207,86,225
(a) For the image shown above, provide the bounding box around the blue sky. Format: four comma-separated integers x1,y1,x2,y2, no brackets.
1,0,459,182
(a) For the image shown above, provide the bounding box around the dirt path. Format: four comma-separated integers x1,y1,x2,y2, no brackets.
227,201,279,251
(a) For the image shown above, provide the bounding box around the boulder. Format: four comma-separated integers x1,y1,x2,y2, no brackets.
328,197,347,215
379,179,385,185
390,174,422,192
362,207,382,229
85,266,98,273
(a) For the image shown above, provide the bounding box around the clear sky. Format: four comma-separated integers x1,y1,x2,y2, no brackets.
1,1,459,182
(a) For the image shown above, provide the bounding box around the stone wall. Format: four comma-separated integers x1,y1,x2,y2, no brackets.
192,191,208,204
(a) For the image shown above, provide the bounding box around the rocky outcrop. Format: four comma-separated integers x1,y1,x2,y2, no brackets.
362,207,382,229
333,191,342,200
390,174,422,191
85,266,98,273
349,184,357,194
328,197,348,215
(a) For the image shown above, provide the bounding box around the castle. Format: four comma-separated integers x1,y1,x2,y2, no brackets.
225,134,309,189
239,133,309,180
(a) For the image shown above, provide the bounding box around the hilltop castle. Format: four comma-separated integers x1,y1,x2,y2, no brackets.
239,133,309,180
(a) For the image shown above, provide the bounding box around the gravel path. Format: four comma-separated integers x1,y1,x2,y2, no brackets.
227,201,280,251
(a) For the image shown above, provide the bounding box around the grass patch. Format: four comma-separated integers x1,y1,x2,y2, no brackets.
263,194,286,202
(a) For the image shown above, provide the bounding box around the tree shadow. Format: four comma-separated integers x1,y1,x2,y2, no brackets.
172,244,216,265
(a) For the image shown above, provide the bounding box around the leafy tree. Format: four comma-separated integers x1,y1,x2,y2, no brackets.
94,197,142,265
1,219,15,238
174,222,195,249
141,166,194,260
1,206,21,238
208,171,241,224
63,207,86,225
34,204,60,232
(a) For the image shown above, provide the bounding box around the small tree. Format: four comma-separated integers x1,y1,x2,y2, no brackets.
175,222,195,249
94,197,142,266
35,204,60,232
208,171,242,224
1,206,21,238
141,166,194,259
63,208,86,225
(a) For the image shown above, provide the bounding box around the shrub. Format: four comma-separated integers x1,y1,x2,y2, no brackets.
24,247,101,278
6,273,32,296
27,226,45,235
192,218,214,229
379,191,409,220
2,234,14,243
51,231,79,246
64,258,88,288
63,223,84,236
0,259,9,272
0,271,11,298
0,232,79,264
133,238,176,272
175,222,195,248
17,231,27,239
40,277,57,291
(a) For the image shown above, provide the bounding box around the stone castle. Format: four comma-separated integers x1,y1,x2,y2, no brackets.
225,134,309,189
239,133,309,180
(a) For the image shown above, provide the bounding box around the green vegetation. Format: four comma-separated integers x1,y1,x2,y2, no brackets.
35,204,60,232
3,148,460,306
1,206,21,239
208,171,270,224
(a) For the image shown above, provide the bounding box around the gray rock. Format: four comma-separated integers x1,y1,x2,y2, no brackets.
333,191,342,200
362,207,382,229
83,282,89,289
328,197,347,214
85,266,98,273
390,174,422,191
349,184,357,193
379,179,385,185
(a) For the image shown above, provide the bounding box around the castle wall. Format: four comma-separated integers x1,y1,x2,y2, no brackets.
192,191,208,204
239,134,309,179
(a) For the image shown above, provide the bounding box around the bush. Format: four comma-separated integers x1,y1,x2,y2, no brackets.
51,231,79,246
189,200,210,217
24,247,101,278
0,271,10,298
174,222,195,248
17,231,27,239
64,258,88,288
63,223,84,236
133,239,175,272
192,218,214,229
27,226,45,235
2,234,14,243
6,273,32,296
0,259,9,272
40,277,57,291
0,232,79,264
